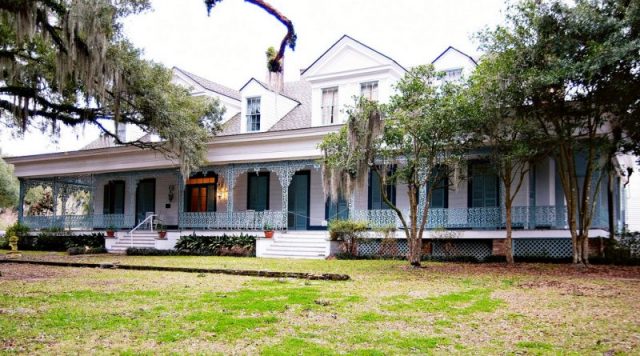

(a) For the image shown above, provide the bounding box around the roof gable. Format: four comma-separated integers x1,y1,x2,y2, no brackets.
301,35,406,78
172,67,241,101
431,46,478,66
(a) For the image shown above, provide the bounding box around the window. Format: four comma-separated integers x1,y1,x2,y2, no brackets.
103,180,125,214
247,172,269,211
246,97,261,132
368,168,396,210
469,162,498,208
360,81,379,101
185,174,217,212
443,68,463,82
321,87,339,124
429,167,449,209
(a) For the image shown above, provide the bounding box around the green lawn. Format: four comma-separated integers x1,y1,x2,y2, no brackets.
1,254,639,355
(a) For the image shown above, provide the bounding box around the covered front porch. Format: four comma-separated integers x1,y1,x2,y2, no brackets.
16,159,326,232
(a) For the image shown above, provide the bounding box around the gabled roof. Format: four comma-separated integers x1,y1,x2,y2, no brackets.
301,34,407,75
239,77,301,104
431,46,478,65
173,67,241,101
219,79,311,136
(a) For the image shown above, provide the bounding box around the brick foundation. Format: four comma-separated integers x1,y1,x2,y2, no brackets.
492,239,506,256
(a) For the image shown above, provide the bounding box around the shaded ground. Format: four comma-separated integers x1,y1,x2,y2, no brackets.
0,253,639,354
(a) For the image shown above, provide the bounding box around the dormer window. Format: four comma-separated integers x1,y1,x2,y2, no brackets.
321,87,339,124
444,68,463,82
246,97,261,132
360,81,379,101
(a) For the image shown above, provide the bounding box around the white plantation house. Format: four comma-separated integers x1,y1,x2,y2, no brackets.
5,35,632,259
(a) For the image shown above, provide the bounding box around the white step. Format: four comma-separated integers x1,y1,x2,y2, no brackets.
268,243,326,249
261,251,326,259
265,246,326,253
273,237,328,243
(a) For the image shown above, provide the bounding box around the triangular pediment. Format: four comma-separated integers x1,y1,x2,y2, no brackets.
302,35,405,78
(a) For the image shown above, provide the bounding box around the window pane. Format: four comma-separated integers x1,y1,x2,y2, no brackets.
360,81,378,101
247,97,261,131
321,88,338,124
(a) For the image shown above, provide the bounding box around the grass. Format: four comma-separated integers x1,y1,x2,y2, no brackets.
0,255,639,354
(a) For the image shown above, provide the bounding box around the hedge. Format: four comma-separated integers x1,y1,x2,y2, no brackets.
3,233,105,251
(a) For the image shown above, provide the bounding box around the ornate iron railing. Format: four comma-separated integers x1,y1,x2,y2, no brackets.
22,214,129,230
354,206,608,230
179,211,286,230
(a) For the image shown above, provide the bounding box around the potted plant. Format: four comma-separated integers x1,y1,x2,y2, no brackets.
156,223,167,239
106,225,116,238
263,223,274,239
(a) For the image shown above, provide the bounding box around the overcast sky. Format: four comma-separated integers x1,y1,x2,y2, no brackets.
0,0,507,157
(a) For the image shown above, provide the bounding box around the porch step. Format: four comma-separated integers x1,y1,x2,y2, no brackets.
260,234,330,259
107,231,158,253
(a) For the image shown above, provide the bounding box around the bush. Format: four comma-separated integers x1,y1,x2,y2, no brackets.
5,221,29,238
328,219,368,256
67,247,108,255
12,233,105,251
174,233,257,256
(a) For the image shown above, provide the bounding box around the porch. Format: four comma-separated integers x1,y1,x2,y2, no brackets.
15,159,611,232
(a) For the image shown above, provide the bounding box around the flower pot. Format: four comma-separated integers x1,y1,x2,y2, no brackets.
157,231,167,239
263,230,274,239
106,230,115,238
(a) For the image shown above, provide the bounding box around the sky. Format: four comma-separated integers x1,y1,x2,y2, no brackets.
0,0,507,157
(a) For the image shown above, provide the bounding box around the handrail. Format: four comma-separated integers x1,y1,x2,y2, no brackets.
127,214,156,247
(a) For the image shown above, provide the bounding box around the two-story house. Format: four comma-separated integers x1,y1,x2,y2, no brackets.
5,35,627,259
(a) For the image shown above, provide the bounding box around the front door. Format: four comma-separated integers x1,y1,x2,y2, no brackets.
136,179,156,224
288,171,310,230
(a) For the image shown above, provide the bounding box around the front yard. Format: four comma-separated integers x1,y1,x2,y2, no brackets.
1,253,639,354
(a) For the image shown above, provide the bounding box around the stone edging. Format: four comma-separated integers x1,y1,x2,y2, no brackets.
0,259,350,281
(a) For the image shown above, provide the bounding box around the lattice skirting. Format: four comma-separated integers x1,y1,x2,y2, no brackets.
513,238,573,258
355,238,573,260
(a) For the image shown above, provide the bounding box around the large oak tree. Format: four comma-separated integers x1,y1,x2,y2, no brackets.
0,0,224,176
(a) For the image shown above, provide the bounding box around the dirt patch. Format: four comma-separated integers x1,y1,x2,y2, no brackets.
517,280,622,298
412,263,640,280
0,263,80,281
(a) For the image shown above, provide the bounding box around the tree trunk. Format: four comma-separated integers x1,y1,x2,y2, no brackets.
407,184,421,267
505,198,514,264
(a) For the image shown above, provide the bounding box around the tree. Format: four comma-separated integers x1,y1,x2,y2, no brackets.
0,1,224,177
477,0,640,264
0,154,18,208
469,54,544,264
320,65,472,267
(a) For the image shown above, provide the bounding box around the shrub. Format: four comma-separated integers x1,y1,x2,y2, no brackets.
5,222,29,238
328,219,368,256
174,233,257,256
12,233,105,251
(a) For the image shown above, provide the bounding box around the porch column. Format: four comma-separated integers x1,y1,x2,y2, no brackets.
52,179,59,217
126,175,137,227
275,166,295,230
225,165,235,228
177,170,184,228
17,178,25,223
